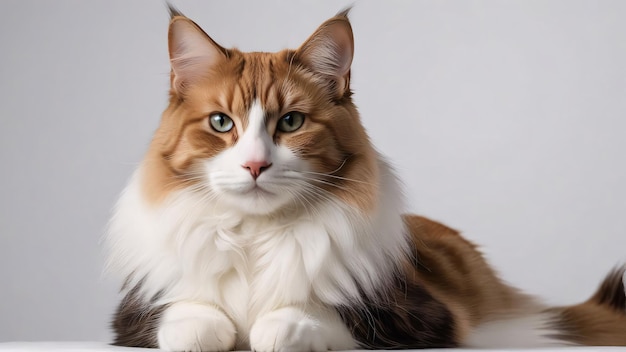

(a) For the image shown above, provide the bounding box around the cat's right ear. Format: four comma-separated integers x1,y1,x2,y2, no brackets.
168,10,227,95
295,9,354,99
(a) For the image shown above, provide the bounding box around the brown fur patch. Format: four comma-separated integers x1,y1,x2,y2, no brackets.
336,215,540,348
403,216,537,328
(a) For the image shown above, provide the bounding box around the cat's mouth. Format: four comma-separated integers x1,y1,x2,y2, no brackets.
234,182,291,214
237,182,275,197
248,185,274,196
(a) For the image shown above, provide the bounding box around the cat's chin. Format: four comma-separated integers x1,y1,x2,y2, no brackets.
218,189,292,216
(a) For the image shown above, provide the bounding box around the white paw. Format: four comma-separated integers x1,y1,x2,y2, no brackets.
157,302,236,352
250,307,344,352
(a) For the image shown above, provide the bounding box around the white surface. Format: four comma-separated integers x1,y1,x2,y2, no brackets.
2,342,626,352
1,0,626,343
0,342,145,351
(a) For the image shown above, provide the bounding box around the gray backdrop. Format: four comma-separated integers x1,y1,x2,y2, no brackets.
1,0,625,342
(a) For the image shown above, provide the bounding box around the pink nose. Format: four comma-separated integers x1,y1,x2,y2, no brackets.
242,161,272,180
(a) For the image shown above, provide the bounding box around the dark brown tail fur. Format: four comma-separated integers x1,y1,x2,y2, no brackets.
551,266,626,345
591,266,626,311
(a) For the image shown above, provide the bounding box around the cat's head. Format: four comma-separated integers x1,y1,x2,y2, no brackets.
142,8,379,216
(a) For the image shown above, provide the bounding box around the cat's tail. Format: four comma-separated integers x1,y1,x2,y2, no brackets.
465,265,626,347
549,265,626,345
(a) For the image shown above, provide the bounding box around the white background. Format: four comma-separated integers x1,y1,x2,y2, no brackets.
1,0,625,342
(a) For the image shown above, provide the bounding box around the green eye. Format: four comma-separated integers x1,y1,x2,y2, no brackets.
277,112,305,132
209,113,234,133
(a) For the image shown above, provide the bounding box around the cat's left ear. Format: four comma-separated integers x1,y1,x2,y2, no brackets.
296,9,354,98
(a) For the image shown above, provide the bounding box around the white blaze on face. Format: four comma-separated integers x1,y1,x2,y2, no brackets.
237,100,272,170
205,99,298,215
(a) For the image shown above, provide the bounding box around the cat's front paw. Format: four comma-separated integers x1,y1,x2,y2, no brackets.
157,302,236,352
250,307,338,352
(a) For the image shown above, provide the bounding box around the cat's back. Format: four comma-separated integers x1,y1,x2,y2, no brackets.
402,214,535,329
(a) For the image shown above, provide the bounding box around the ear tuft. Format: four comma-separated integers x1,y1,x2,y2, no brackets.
166,2,184,19
296,13,355,97
335,6,352,19
168,16,226,95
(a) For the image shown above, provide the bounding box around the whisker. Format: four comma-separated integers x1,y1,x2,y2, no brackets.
329,157,350,175
299,183,337,205
281,174,354,193
300,171,375,186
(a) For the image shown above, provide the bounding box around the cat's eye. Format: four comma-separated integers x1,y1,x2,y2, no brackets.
277,112,305,133
209,113,234,133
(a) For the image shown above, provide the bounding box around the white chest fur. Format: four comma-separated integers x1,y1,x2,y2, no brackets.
105,159,408,346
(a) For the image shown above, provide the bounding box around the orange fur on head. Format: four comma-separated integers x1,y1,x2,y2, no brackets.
141,12,378,211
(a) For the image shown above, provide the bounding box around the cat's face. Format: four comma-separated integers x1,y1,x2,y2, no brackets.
145,11,378,215
174,53,349,215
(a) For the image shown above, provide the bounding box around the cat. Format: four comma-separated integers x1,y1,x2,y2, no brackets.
105,6,626,351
